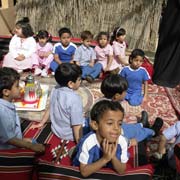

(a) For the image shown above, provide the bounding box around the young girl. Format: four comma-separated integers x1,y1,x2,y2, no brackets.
110,27,129,68
120,49,150,106
3,17,38,73
34,30,54,77
95,32,121,74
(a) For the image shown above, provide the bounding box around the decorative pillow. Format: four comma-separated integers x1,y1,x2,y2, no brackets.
0,149,36,180
38,159,154,180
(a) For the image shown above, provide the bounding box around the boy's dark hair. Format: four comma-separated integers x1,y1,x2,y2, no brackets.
90,100,124,123
110,27,126,45
36,30,52,42
81,30,93,40
96,31,109,42
55,63,82,87
15,17,34,37
101,74,128,99
129,49,145,64
58,27,72,37
0,67,20,98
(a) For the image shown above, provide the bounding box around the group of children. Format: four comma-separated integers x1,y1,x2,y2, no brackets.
0,17,179,177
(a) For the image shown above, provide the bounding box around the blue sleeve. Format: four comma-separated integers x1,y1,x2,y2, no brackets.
91,48,96,60
143,69,150,81
0,110,16,143
120,68,126,78
70,95,84,126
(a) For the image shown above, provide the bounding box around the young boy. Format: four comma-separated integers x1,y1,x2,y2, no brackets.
50,27,77,72
100,74,163,144
31,63,84,143
73,100,128,177
0,67,45,153
74,30,102,83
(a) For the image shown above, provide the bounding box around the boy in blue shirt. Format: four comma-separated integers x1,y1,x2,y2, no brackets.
74,30,102,83
0,67,45,152
50,27,77,72
73,100,128,177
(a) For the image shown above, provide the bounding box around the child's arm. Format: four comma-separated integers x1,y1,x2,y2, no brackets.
30,107,50,129
104,55,113,71
111,140,126,174
79,138,114,177
143,81,148,101
7,137,45,153
117,55,129,66
89,59,95,67
72,125,83,143
158,134,167,155
54,54,62,64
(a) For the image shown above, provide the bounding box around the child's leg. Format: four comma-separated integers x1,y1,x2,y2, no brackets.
122,123,154,142
89,63,102,79
81,65,92,79
42,54,54,70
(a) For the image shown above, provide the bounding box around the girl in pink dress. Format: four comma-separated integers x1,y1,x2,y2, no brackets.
110,27,129,68
3,17,38,73
95,32,121,74
34,30,53,77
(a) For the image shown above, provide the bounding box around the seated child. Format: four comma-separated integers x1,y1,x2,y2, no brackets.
73,100,129,177
95,31,120,74
74,30,102,83
0,67,45,153
110,27,129,68
31,63,84,143
158,121,180,169
100,74,163,143
50,27,77,72
34,30,54,76
120,49,150,106
3,17,38,73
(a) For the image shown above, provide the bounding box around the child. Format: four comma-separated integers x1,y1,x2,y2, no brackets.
50,27,77,72
100,74,163,143
0,67,45,153
158,121,180,169
74,30,102,83
31,63,84,143
95,32,120,73
34,30,54,77
3,17,38,73
120,49,150,106
73,100,129,177
110,27,129,68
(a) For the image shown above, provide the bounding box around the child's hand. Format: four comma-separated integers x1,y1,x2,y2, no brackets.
129,138,138,147
30,143,45,153
23,138,33,143
44,51,51,57
102,139,117,162
16,54,25,61
29,122,44,130
89,62,94,67
158,147,166,155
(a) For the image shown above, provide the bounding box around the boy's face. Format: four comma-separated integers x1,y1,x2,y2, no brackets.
4,80,20,102
60,33,71,47
93,110,123,143
82,38,92,48
130,56,144,70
